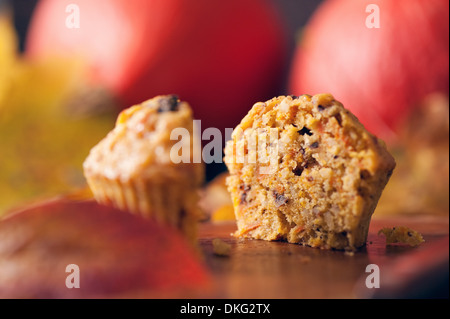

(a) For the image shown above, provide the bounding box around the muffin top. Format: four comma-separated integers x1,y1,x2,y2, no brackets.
83,95,198,181
225,93,395,177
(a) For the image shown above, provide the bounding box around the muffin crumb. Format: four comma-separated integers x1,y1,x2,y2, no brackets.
299,256,312,263
378,226,425,247
212,238,232,257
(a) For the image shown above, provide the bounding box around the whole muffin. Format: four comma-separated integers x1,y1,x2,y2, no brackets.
83,95,204,242
224,94,396,250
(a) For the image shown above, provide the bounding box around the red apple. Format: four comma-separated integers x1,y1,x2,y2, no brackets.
0,199,211,298
289,0,449,141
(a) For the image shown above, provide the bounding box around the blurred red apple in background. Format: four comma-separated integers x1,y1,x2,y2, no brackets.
26,0,288,132
289,0,449,142
0,199,212,298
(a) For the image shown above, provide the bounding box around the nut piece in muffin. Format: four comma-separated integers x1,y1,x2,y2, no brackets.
224,94,396,250
83,95,204,242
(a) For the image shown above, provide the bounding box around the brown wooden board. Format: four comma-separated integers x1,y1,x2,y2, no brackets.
198,215,449,299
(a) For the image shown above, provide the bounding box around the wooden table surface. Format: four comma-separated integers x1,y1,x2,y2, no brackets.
198,214,449,299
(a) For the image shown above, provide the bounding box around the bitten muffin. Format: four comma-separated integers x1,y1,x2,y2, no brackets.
83,95,204,242
224,94,396,250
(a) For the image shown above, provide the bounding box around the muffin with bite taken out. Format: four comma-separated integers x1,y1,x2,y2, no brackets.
224,94,395,250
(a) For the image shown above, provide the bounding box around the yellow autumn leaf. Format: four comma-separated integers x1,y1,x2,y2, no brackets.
0,15,117,215
0,11,18,109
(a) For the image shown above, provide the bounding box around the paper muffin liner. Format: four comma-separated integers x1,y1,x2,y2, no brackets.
85,174,200,241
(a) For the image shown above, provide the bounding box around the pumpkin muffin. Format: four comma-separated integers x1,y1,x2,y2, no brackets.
83,95,204,242
224,94,396,250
